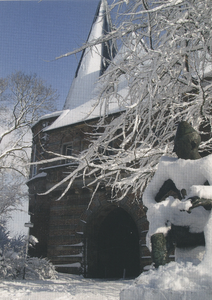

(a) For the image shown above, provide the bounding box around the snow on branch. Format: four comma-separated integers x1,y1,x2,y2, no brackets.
45,0,212,202
0,71,58,220
0,71,58,177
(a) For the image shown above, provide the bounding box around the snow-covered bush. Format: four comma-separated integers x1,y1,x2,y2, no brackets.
25,257,57,280
0,225,56,280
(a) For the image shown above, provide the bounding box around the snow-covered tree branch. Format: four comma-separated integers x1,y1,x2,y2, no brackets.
0,71,58,220
41,0,212,202
0,71,58,175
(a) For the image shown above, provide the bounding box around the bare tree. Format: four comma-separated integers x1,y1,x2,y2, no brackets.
0,71,58,220
40,0,212,202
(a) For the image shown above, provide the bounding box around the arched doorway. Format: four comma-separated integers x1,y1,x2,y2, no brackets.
93,207,140,278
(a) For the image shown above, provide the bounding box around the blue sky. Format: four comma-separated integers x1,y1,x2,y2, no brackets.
0,0,105,110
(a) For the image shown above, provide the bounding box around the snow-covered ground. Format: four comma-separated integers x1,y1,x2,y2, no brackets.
0,273,133,300
120,262,212,300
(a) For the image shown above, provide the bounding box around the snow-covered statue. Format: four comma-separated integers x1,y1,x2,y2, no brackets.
143,121,212,268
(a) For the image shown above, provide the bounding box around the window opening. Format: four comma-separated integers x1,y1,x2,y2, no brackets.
32,144,37,176
62,143,73,163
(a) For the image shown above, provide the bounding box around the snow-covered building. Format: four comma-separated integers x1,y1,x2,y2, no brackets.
27,0,150,278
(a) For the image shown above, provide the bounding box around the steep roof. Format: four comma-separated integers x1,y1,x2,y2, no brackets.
46,0,123,132
63,0,116,111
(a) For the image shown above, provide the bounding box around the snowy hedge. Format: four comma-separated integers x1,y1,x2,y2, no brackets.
0,226,56,280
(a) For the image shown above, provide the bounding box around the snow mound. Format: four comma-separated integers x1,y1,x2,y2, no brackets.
120,262,212,300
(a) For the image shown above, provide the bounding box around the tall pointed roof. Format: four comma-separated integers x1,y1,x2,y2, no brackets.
45,0,125,132
63,0,116,110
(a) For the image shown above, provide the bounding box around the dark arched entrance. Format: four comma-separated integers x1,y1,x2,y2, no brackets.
96,207,140,278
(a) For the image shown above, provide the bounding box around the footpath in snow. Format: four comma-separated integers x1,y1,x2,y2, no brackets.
0,273,133,300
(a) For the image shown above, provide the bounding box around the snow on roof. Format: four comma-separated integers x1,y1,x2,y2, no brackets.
44,0,125,132
32,110,62,128
63,0,115,111
45,3,149,132
45,37,148,131
26,172,47,183
54,262,81,268
44,96,125,131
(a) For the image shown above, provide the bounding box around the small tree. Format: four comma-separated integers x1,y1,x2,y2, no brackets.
0,71,58,222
